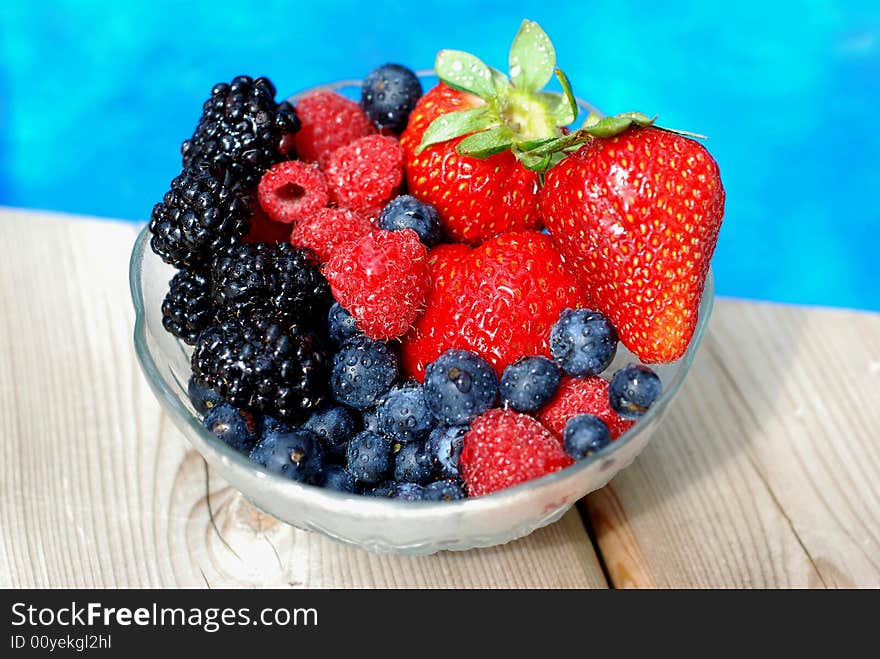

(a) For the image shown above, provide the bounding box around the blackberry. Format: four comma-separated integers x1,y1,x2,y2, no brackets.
211,242,330,324
192,310,329,422
149,164,251,269
182,75,300,189
162,269,215,345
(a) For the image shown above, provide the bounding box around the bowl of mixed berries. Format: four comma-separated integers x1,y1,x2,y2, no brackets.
130,20,723,553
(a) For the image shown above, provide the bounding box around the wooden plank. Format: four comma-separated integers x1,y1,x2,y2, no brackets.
583,300,880,588
0,208,607,588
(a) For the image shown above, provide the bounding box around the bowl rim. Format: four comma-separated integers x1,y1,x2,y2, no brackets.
130,74,714,514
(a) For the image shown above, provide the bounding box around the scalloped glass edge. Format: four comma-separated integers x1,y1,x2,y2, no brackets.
129,75,715,553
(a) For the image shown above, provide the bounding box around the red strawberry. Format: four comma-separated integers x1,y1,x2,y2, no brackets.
542,127,725,362
257,160,328,224
460,408,574,496
242,204,292,244
324,229,430,340
323,134,405,216
400,85,542,244
400,231,586,380
398,21,583,244
289,207,373,262
292,90,376,166
537,375,634,440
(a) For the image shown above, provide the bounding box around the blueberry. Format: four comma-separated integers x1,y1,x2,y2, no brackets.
423,350,498,425
361,406,381,432
250,428,325,483
500,355,561,413
331,337,398,410
549,308,618,377
316,464,359,494
368,480,398,498
203,403,259,453
302,405,359,459
259,414,285,437
563,414,612,460
377,195,441,247
376,383,435,443
346,431,394,484
424,479,466,501
393,441,434,484
327,302,361,345
609,364,662,420
425,425,467,480
393,482,427,501
188,376,222,415
361,63,423,134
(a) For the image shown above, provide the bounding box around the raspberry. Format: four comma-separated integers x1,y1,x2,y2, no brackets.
257,160,328,224
324,229,429,340
242,204,292,244
289,207,373,262
292,90,376,166
537,375,635,440
459,409,573,497
324,135,405,215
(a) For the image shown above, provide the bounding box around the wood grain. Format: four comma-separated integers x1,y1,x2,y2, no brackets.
583,300,880,588
0,208,607,588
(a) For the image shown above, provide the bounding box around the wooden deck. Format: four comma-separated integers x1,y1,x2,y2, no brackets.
2,208,877,588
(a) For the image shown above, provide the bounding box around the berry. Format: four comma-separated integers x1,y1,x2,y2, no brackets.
257,160,328,225
250,427,325,483
563,414,612,460
609,364,663,419
203,403,259,453
182,75,299,189
460,409,573,497
316,464,359,494
346,431,394,484
188,376,223,415
192,311,329,422
324,229,430,340
292,90,376,166
289,207,373,263
542,127,725,362
210,242,331,325
393,483,427,501
423,350,498,425
499,356,562,413
393,441,434,484
330,337,398,410
537,375,634,440
149,164,250,268
549,308,618,377
327,302,362,345
377,195,441,247
301,405,359,460
324,134,405,216
259,414,284,437
162,269,214,345
425,425,467,480
361,64,423,134
242,205,292,244
401,231,586,379
376,383,434,443
400,84,543,244
361,407,381,433
424,479,465,501
368,480,398,498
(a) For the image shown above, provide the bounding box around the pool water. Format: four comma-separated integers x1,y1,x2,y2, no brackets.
1,0,877,311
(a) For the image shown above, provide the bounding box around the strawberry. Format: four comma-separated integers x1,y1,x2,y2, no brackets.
459,408,573,496
536,375,634,440
324,229,430,340
399,21,580,244
400,230,586,380
541,127,725,362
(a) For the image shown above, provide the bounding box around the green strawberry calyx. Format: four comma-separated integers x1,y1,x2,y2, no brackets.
416,20,706,173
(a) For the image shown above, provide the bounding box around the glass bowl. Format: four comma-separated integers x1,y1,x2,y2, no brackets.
129,77,714,555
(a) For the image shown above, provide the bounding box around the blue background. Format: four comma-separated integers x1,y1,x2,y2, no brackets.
1,1,877,311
